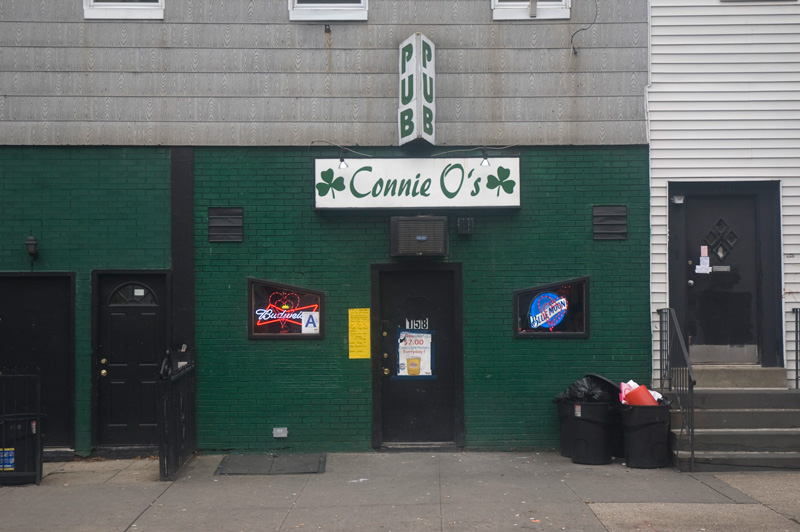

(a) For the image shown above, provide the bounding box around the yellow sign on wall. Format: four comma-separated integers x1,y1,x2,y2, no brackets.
348,308,371,359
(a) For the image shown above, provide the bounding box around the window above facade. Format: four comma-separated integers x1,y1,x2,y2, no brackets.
288,0,368,21
492,0,571,20
83,0,165,20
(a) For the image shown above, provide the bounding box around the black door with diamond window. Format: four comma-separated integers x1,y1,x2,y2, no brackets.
669,182,782,367
686,197,758,363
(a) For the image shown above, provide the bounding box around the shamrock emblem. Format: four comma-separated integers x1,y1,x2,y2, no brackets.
316,168,345,198
486,166,516,197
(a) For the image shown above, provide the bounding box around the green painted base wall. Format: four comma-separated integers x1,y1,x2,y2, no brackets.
0,147,172,454
194,146,651,452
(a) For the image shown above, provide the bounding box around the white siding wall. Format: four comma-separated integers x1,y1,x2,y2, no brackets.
648,0,800,388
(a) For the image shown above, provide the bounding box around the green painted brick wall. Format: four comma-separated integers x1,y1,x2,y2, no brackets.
1,145,649,454
0,147,172,454
194,145,651,452
456,147,651,449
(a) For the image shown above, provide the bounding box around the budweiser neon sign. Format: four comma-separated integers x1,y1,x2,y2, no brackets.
248,278,324,339
254,292,319,328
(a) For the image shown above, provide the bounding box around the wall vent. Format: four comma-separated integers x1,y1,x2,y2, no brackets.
592,205,627,240
208,207,244,242
390,216,448,257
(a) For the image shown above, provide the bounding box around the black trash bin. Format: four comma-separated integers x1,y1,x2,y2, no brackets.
620,404,671,469
568,402,618,465
556,399,573,458
0,413,42,485
555,374,624,464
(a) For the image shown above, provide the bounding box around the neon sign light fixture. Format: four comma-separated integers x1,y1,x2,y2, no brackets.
248,278,324,340
254,291,319,329
529,292,568,330
513,277,589,338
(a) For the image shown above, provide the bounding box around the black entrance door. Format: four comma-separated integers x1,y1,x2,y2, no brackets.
95,273,167,446
0,275,74,447
372,265,463,446
669,182,782,366
685,196,759,363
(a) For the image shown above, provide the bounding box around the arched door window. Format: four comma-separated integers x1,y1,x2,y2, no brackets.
108,283,159,306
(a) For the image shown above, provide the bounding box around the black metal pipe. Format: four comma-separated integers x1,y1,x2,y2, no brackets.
794,309,800,389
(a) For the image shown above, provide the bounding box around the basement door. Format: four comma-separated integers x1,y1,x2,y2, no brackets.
668,182,782,367
95,273,167,446
372,264,463,447
0,274,74,448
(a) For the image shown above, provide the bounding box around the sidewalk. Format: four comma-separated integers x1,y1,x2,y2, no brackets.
1,452,799,531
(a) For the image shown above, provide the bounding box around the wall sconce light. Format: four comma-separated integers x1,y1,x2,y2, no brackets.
25,234,39,260
480,150,490,167
338,149,349,169
25,234,38,269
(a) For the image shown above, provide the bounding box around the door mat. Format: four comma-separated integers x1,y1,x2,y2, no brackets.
215,453,326,476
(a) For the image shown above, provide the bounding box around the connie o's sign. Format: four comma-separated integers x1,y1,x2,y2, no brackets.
314,158,520,209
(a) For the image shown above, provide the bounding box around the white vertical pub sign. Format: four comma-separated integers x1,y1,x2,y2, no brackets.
398,33,435,146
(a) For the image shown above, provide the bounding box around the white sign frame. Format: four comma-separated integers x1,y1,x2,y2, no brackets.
314,157,521,209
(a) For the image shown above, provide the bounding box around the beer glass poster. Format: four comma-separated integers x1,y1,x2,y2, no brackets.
397,330,433,377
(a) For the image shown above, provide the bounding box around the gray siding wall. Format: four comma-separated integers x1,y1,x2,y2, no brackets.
0,0,647,146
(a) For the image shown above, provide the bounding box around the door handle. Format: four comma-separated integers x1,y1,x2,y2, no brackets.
687,280,694,287
100,369,108,377
383,368,390,376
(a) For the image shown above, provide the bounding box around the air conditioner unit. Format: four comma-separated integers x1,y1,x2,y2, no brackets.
390,216,448,257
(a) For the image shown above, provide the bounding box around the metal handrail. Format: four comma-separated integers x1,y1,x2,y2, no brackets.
157,360,196,481
658,308,696,472
793,309,800,390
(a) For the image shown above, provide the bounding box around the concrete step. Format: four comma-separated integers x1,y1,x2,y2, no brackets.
667,388,800,471
672,428,800,453
693,365,788,388
690,389,800,409
671,408,800,429
674,450,800,472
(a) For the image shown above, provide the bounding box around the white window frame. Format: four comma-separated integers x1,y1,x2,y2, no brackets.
288,0,368,21
83,0,164,19
491,0,571,21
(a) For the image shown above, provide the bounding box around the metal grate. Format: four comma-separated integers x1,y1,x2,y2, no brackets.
157,360,196,481
208,207,244,242
592,205,627,240
390,217,448,257
0,368,42,486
